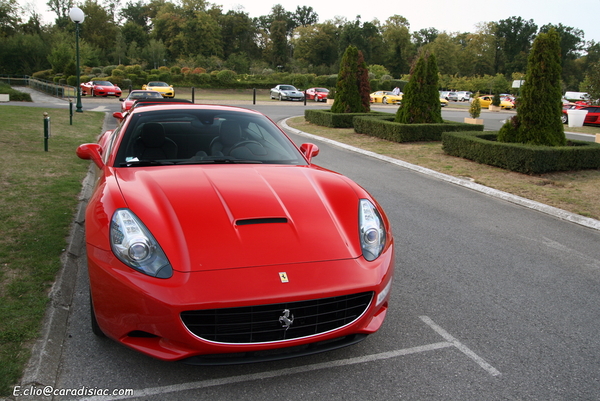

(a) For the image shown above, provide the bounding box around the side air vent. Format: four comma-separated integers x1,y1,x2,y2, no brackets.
236,218,288,226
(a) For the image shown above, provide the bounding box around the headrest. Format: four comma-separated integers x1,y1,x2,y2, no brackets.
141,123,165,148
219,120,242,146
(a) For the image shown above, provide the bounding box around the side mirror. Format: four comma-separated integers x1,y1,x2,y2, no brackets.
119,98,124,102
76,143,104,169
300,143,319,163
113,111,124,119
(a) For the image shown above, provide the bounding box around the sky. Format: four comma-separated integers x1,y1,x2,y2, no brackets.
16,0,600,45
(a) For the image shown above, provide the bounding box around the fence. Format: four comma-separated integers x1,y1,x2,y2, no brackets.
0,75,77,100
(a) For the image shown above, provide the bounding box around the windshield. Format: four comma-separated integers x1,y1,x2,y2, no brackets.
129,92,162,99
113,109,308,167
149,82,169,87
95,81,113,86
279,85,296,91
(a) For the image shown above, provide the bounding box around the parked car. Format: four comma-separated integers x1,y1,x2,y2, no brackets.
446,92,458,102
119,90,163,112
456,91,472,102
305,87,330,102
75,103,394,364
141,81,175,98
80,80,122,97
476,95,514,110
439,97,448,107
270,85,304,101
561,105,600,125
370,91,402,104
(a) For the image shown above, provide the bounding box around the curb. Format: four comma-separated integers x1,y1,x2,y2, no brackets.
280,118,600,232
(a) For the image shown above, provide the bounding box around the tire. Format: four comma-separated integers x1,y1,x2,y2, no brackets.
92,89,96,97
383,97,388,104
279,94,283,101
561,113,568,124
314,96,318,102
90,291,106,337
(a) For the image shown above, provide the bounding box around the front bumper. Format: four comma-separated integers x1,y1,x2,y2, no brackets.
87,244,394,362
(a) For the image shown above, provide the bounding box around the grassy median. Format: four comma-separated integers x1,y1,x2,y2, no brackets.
0,106,104,396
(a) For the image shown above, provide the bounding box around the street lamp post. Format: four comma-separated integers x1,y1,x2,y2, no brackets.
69,7,85,113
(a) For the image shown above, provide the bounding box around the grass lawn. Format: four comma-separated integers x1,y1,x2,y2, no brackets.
0,106,104,396
286,117,600,221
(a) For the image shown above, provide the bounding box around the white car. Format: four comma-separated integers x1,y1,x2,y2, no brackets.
456,91,472,102
270,85,304,101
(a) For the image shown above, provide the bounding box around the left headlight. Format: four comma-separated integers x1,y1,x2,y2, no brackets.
359,199,386,261
110,209,173,278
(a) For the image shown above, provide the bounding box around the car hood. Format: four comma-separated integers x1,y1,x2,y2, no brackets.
114,165,363,272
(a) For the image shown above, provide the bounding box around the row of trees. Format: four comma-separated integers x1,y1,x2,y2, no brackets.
0,0,598,93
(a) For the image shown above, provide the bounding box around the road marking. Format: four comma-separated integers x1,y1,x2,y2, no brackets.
74,316,500,401
420,316,502,377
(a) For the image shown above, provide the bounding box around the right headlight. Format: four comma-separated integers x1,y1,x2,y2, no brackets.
110,209,173,278
358,199,386,261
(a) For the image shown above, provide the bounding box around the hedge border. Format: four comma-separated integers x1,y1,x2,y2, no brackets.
442,131,600,174
353,115,484,142
304,109,391,128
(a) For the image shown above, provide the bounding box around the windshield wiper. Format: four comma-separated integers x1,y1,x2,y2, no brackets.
120,160,175,167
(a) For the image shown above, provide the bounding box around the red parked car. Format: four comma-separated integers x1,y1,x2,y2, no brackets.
76,103,394,364
80,80,122,97
305,87,330,102
562,105,600,125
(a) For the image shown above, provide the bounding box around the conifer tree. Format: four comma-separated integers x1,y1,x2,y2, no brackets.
498,29,565,145
331,45,370,113
395,52,442,124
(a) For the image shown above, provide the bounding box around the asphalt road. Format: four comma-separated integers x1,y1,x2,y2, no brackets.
12,92,600,400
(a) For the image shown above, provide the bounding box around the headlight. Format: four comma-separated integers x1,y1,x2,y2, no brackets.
359,199,386,261
110,209,173,278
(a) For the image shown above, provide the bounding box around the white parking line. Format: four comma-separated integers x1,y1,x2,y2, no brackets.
420,316,502,377
76,316,499,401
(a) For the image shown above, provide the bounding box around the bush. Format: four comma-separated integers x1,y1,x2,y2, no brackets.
469,94,481,118
158,72,171,82
305,109,386,128
216,69,236,84
354,115,483,142
111,69,125,77
0,83,32,101
103,65,117,76
442,131,600,174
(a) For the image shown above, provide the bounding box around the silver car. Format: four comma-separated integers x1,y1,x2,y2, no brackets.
270,85,305,101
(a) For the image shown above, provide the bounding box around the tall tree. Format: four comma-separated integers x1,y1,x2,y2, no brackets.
46,0,73,28
382,15,414,77
498,29,565,146
0,0,20,37
494,16,537,75
292,6,318,28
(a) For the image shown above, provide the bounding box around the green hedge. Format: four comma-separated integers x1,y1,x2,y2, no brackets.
305,109,391,128
0,84,32,101
442,131,600,174
353,116,484,142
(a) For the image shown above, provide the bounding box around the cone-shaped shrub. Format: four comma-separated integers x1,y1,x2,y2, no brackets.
331,46,370,113
498,29,566,146
395,53,443,124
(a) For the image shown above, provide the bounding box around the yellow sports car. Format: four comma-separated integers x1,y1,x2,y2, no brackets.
440,97,448,107
141,81,175,98
477,95,514,110
370,91,402,104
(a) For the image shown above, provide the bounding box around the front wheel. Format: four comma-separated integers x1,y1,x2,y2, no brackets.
279,94,283,101
382,97,388,104
561,114,568,124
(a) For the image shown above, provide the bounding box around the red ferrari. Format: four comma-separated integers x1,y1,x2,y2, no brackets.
80,80,122,97
305,87,330,102
76,104,394,364
562,104,600,125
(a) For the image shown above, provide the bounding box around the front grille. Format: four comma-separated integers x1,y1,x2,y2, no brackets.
180,292,373,343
